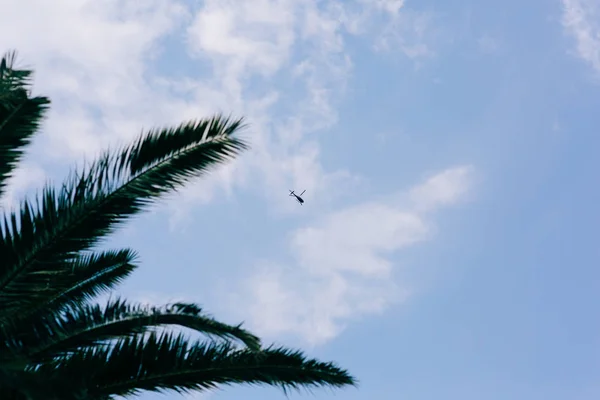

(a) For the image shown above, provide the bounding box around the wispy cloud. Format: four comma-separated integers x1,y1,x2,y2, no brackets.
409,166,474,212
0,0,466,349
477,34,501,54
0,0,436,227
561,0,600,74
1,1,459,348
229,165,475,346
0,163,46,210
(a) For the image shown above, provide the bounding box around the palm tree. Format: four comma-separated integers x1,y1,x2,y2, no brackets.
0,50,356,400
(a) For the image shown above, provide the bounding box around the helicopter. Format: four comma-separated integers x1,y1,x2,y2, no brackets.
289,189,306,205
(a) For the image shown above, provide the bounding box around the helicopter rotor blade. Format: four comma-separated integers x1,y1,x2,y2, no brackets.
299,190,306,196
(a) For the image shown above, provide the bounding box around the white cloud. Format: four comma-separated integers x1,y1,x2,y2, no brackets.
0,164,46,211
180,0,437,217
0,1,453,347
186,0,296,80
1,0,191,156
562,0,600,73
231,165,475,346
0,0,205,208
0,0,436,224
409,166,474,212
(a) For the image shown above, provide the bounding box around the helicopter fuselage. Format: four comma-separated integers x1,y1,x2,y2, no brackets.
289,190,305,205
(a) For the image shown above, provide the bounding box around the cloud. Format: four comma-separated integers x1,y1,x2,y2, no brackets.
0,0,436,226
0,164,46,210
0,1,454,347
409,166,474,212
186,0,296,81
561,0,600,73
232,165,475,346
1,0,191,156
477,34,501,54
372,6,437,59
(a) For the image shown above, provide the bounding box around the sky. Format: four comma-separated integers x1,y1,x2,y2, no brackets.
1,0,600,399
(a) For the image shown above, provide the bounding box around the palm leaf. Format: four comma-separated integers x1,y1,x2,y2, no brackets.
35,249,138,314
33,331,356,398
0,50,50,198
0,50,33,92
0,368,84,400
0,298,260,366
0,51,356,400
0,249,137,320
0,115,248,315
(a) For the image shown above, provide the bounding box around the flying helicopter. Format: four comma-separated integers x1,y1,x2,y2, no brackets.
289,189,306,205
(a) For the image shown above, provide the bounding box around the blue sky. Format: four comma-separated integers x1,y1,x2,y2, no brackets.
1,0,600,399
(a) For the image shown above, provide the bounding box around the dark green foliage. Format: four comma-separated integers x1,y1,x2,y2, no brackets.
0,51,356,400
0,50,50,198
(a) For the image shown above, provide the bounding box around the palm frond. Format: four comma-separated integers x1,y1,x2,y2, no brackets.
0,368,83,400
0,50,50,198
0,248,137,320
0,52,355,400
37,249,139,314
33,332,356,398
0,115,248,314
0,368,57,400
126,114,246,175
1,298,261,365
0,50,33,95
